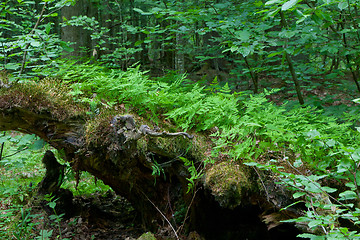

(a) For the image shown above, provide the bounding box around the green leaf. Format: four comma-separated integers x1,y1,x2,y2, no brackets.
134,40,143,46
266,8,280,18
238,46,252,57
305,129,321,139
304,182,322,193
268,51,284,58
244,161,261,167
133,7,152,15
236,30,251,42
48,201,56,209
45,22,51,34
18,134,36,146
279,30,297,38
308,219,322,228
29,139,46,150
265,0,282,6
293,192,306,198
353,98,360,104
339,190,357,200
338,1,348,10
230,46,238,52
30,41,41,47
0,135,11,144
5,63,20,70
282,0,298,11
321,186,337,193
298,233,325,239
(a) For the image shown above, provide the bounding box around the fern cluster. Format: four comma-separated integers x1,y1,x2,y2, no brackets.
52,62,360,238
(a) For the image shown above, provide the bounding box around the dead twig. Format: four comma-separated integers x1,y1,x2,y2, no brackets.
142,191,180,240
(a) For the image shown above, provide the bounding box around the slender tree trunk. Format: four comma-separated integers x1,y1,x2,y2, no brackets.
341,25,360,94
244,56,258,94
175,27,185,74
279,11,304,105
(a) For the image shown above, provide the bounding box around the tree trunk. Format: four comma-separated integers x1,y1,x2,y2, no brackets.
175,28,185,74
0,81,304,238
61,0,90,58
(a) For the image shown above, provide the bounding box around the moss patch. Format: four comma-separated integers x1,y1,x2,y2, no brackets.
205,161,254,209
137,232,156,240
0,79,86,121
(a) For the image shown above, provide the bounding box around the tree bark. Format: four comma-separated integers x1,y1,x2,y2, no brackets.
0,83,197,228
61,0,90,58
0,81,305,237
279,11,305,105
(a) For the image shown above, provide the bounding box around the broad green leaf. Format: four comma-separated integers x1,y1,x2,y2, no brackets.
304,182,322,193
279,30,297,38
0,135,11,144
230,46,238,52
339,190,357,200
282,0,298,11
45,22,51,34
268,51,284,58
321,186,337,193
29,139,46,150
236,30,251,42
325,139,336,147
265,0,282,6
266,8,280,18
345,182,356,189
308,219,322,228
353,98,360,104
293,192,306,198
338,1,348,10
298,233,325,239
134,40,143,46
18,134,35,146
238,46,251,57
133,8,152,15
48,201,56,209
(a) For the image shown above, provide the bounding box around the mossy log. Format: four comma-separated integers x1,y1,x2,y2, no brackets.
0,81,303,238
0,81,204,227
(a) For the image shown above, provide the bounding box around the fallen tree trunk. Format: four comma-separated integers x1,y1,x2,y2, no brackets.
0,80,203,228
0,80,303,238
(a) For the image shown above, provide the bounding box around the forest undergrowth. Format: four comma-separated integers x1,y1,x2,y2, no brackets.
1,61,360,239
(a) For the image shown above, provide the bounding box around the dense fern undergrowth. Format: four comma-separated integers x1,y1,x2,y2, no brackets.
2,62,360,239
60,62,360,239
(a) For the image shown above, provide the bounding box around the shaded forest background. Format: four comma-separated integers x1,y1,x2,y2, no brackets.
3,0,360,105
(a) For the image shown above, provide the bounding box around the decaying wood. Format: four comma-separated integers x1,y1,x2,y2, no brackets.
0,86,198,227
139,124,194,139
37,150,65,195
0,82,304,237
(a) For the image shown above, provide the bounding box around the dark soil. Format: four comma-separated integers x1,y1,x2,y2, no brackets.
31,190,144,239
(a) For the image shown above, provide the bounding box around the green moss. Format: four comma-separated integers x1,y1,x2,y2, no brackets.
137,232,157,240
147,135,194,159
84,111,115,147
205,161,254,209
0,79,86,121
137,137,148,154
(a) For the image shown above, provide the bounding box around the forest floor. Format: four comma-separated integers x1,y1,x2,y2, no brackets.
2,73,359,240
26,189,182,240
53,191,144,240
